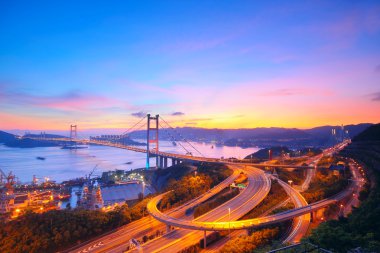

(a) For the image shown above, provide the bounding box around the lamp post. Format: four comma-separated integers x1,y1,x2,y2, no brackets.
228,207,231,240
142,181,145,198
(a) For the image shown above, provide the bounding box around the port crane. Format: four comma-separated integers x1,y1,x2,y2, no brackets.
0,169,16,214
0,169,15,192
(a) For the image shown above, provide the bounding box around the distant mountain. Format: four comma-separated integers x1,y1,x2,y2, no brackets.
128,123,372,148
1,123,375,149
0,130,60,148
0,131,17,143
5,138,59,148
90,135,145,146
245,146,292,159
352,124,380,141
23,133,67,139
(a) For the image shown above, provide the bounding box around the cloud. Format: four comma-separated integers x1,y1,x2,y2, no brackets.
131,111,147,118
260,88,311,96
171,111,185,116
375,64,380,73
0,84,128,113
369,92,380,101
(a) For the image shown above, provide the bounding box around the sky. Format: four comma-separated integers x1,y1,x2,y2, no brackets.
0,0,380,132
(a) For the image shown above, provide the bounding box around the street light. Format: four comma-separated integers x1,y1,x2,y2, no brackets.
142,181,145,198
228,207,231,240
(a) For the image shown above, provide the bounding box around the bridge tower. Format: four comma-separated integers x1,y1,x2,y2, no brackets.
146,114,159,169
70,125,77,140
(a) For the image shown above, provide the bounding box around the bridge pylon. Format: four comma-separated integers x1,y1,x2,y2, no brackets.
146,114,159,169
70,125,77,140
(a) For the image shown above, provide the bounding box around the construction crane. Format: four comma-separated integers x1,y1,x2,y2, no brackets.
86,164,99,183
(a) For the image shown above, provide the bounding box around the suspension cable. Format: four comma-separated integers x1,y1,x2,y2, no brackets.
120,115,147,137
160,116,205,157
159,122,192,154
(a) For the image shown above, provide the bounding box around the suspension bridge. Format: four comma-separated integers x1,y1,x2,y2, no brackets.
25,114,312,170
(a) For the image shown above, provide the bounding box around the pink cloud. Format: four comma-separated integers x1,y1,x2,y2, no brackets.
0,87,129,113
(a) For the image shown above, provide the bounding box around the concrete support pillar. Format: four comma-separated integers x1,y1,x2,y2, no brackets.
164,157,168,168
203,231,207,248
172,158,176,166
159,156,163,169
156,155,159,169
166,224,171,233
310,211,314,222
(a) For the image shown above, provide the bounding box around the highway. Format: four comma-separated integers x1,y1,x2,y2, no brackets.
146,146,356,233
70,168,242,253
277,177,310,244
145,174,356,232
62,139,351,252
129,165,271,253
283,142,348,244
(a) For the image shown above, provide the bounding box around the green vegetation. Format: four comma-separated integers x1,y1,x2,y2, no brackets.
158,163,232,210
194,188,239,218
352,123,380,141
0,163,232,253
159,174,212,210
220,228,279,253
317,155,340,168
305,124,380,252
277,168,305,185
0,198,151,253
269,201,294,215
303,166,349,203
245,146,292,160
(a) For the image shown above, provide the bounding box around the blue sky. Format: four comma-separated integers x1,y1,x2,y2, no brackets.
0,1,379,130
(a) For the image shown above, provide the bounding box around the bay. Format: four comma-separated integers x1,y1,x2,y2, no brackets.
0,140,259,183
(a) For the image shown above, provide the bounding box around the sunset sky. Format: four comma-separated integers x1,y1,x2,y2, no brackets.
1,1,380,131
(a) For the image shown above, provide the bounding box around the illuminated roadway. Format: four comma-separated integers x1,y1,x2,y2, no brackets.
131,165,271,253
47,137,349,252
70,168,242,253
145,144,354,232
146,173,356,232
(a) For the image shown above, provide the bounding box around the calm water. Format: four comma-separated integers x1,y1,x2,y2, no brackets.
0,140,259,183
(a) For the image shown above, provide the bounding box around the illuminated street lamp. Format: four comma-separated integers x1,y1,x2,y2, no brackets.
228,207,231,240
142,181,145,198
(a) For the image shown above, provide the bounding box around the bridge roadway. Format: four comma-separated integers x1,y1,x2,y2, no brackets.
127,166,271,253
70,168,242,253
29,137,312,169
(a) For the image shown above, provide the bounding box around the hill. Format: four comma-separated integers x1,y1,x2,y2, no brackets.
244,146,292,160
352,123,380,141
306,124,380,251
128,123,371,148
0,131,17,143
0,130,60,148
